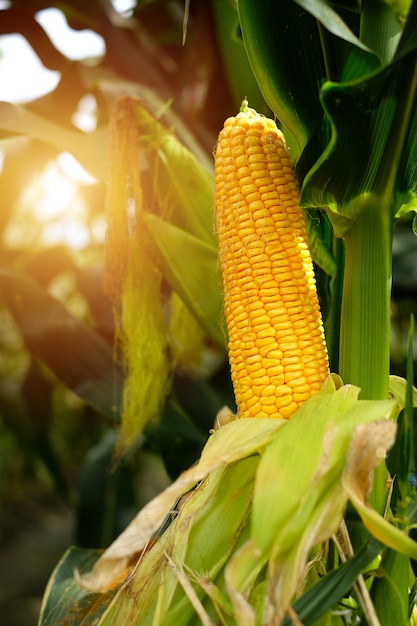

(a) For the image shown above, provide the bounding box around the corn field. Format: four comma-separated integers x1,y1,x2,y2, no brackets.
1,1,417,625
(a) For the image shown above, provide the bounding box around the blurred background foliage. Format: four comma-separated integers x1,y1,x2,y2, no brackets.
0,1,415,625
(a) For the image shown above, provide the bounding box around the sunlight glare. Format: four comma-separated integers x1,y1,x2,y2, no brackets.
35,8,105,62
4,154,104,250
111,0,136,17
21,162,76,222
0,34,60,102
56,152,97,184
72,94,98,133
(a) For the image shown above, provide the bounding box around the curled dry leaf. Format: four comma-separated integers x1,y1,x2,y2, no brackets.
343,419,397,504
77,417,284,591
343,419,417,560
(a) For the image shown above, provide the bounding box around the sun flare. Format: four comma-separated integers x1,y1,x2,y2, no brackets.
3,151,105,250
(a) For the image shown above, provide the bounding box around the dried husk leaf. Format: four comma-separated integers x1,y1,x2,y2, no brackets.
79,418,284,591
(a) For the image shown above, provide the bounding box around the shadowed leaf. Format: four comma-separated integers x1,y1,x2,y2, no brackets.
0,266,122,418
38,547,119,626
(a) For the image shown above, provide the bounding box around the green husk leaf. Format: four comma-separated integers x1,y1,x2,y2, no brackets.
133,102,215,246
143,212,224,347
97,458,258,626
388,375,417,411
252,385,395,553
78,417,285,592
104,97,220,445
224,539,265,626
252,384,398,622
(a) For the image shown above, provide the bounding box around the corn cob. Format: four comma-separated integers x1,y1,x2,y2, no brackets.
215,102,329,419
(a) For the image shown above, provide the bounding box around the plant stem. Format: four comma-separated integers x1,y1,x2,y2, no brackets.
339,197,392,401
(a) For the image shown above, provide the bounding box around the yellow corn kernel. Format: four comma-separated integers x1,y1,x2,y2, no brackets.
215,101,329,419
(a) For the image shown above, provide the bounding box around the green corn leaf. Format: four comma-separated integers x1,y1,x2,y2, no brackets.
251,384,399,621
387,318,417,516
0,266,122,419
359,0,404,65
370,549,410,626
143,212,223,346
237,0,326,161
133,102,215,247
97,458,258,626
300,2,417,227
306,210,337,276
211,0,269,116
384,0,412,18
252,385,395,554
38,547,117,626
283,538,383,626
238,0,417,229
386,405,416,503
237,0,379,178
293,0,371,52
0,101,108,180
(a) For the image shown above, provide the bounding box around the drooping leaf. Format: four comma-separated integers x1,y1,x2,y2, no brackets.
211,0,269,115
78,417,284,592
237,0,379,178
293,0,371,51
95,458,258,626
237,0,326,160
343,420,417,559
38,547,119,626
143,212,224,347
251,383,397,622
0,102,108,179
300,2,417,227
0,266,122,419
133,102,215,246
